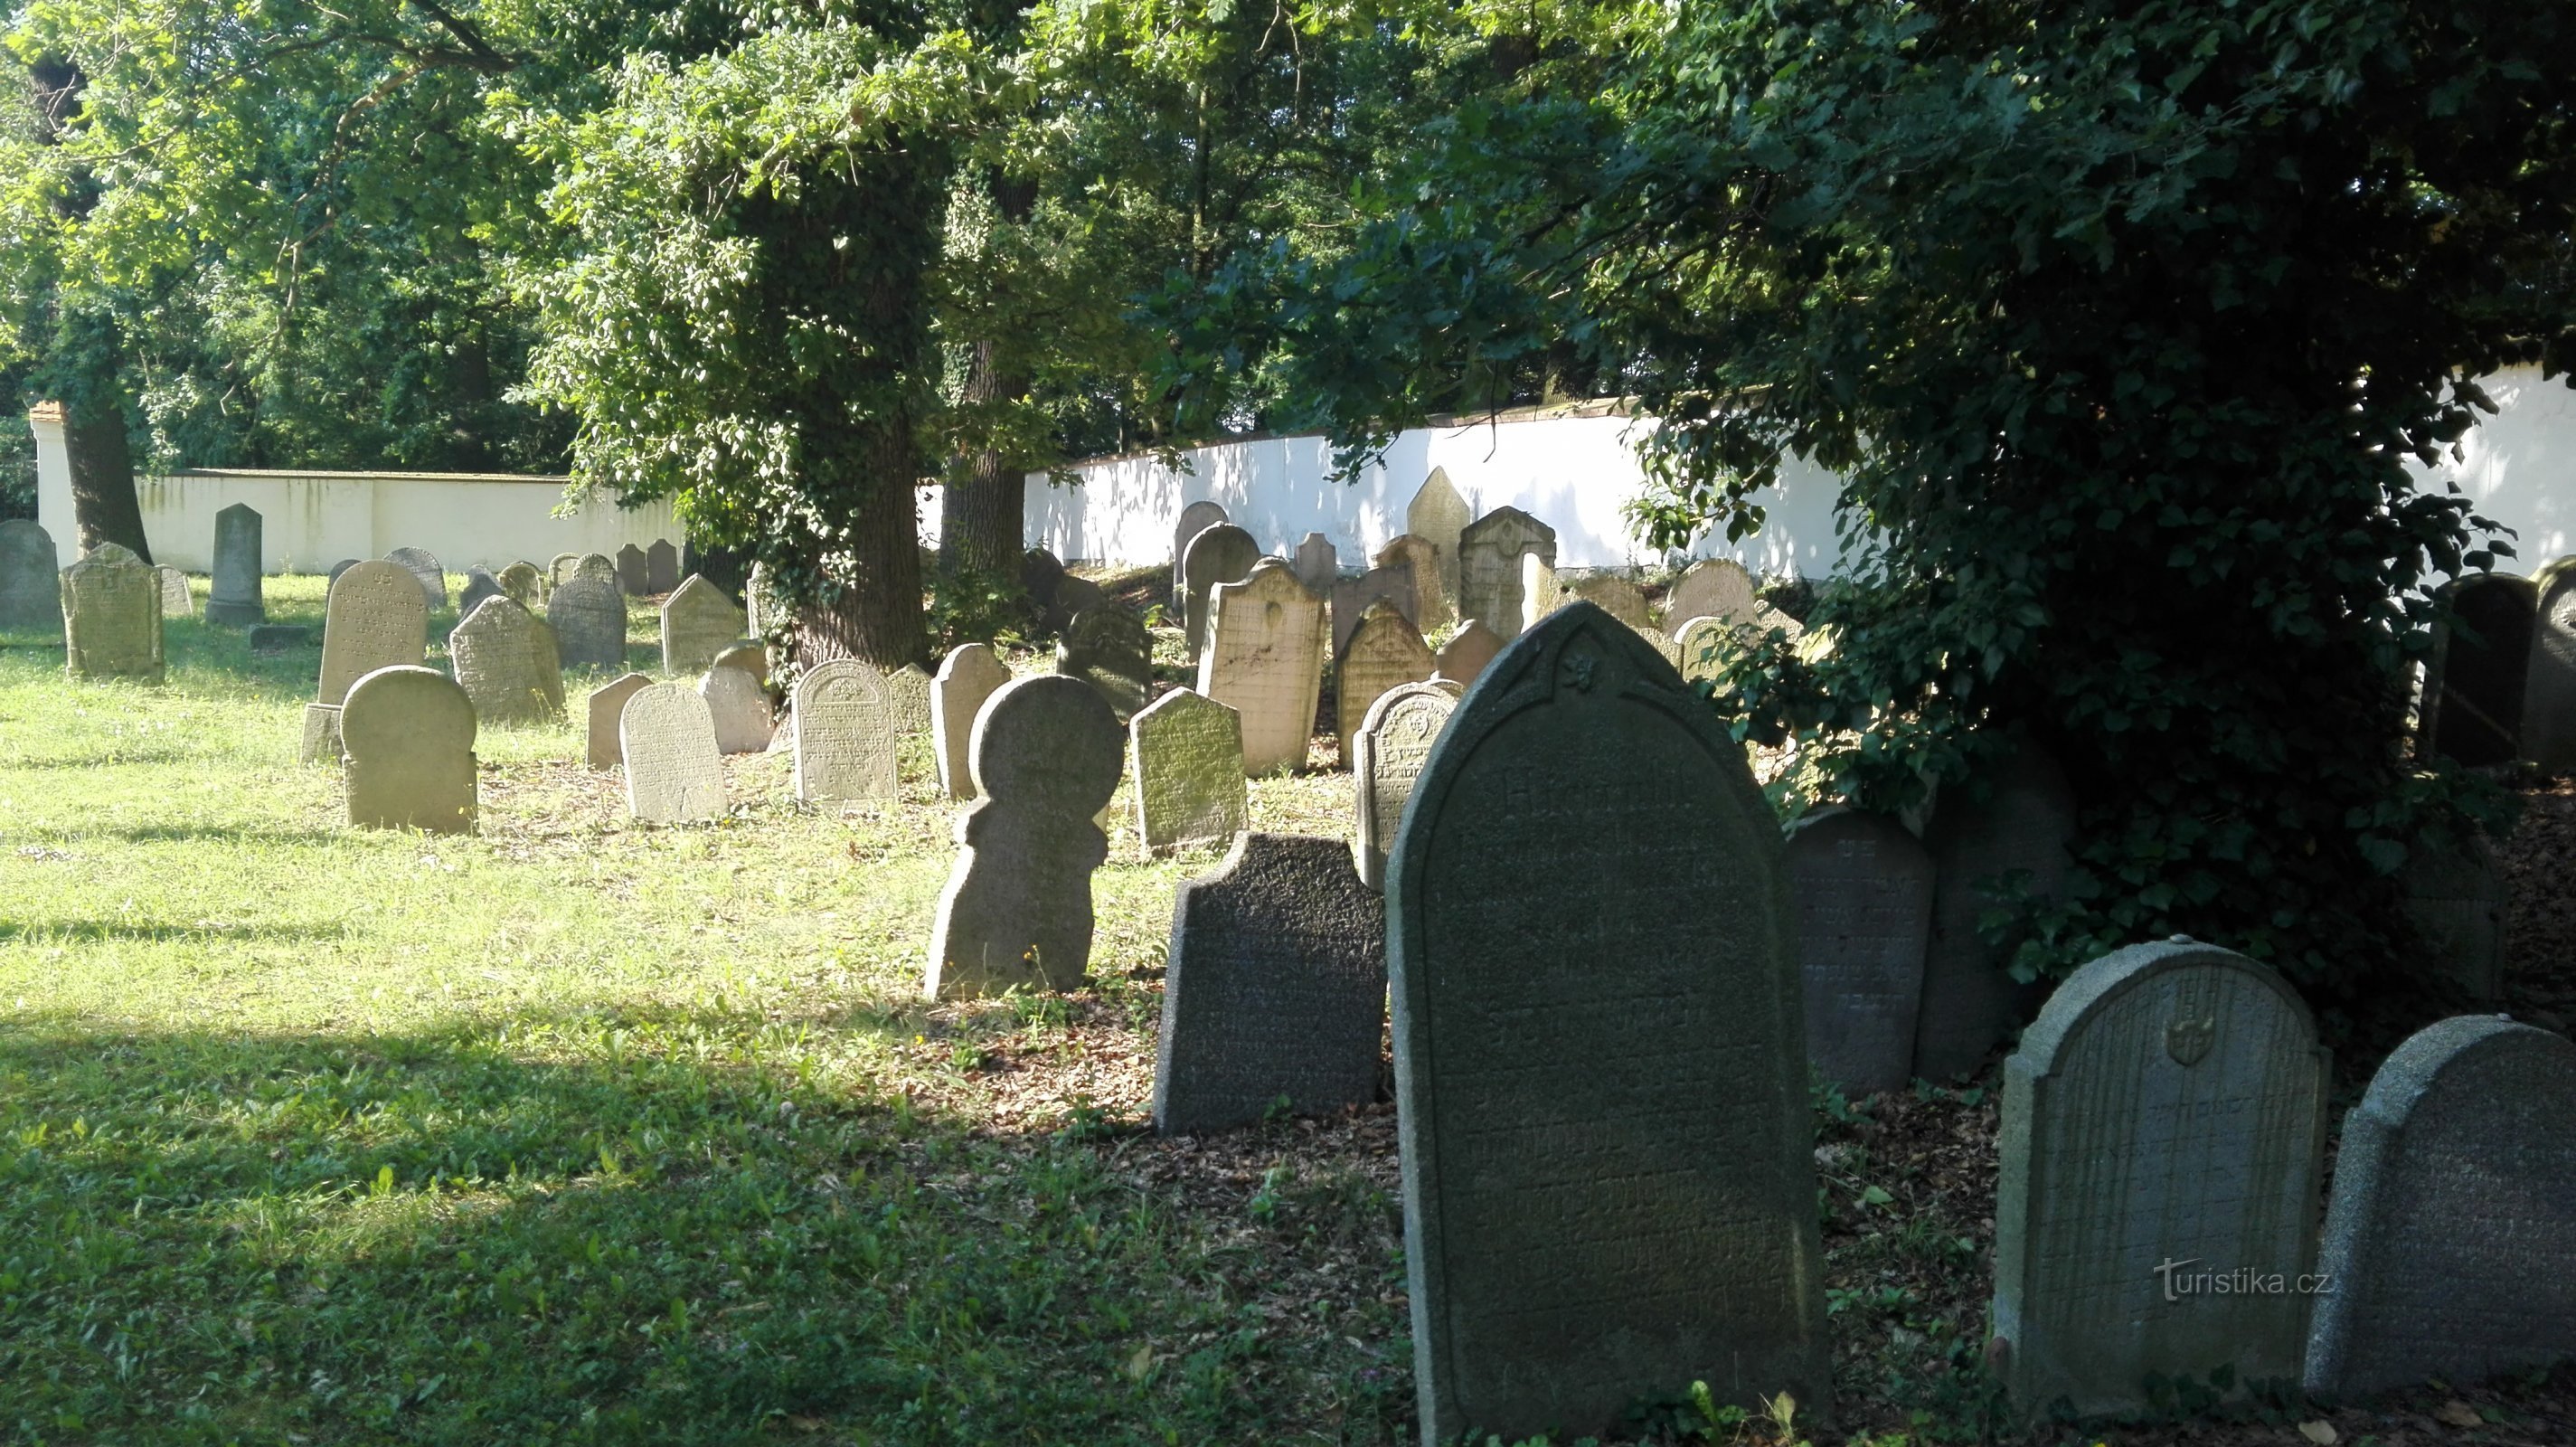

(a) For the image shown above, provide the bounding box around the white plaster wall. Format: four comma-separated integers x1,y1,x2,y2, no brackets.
2412,366,2576,564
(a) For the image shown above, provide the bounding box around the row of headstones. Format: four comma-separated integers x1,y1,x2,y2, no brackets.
2420,560,2576,771
0,516,261,677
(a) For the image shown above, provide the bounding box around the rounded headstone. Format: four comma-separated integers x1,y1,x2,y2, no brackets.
1180,523,1260,662
933,643,1014,800
1128,686,1246,856
382,546,446,610
620,682,725,823
793,658,899,803
341,665,477,833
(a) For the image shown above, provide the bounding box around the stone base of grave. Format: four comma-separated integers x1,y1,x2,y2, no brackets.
204,600,267,626
299,704,343,765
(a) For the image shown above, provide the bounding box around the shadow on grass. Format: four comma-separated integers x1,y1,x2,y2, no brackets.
61,822,344,846
0,746,220,771
0,919,351,944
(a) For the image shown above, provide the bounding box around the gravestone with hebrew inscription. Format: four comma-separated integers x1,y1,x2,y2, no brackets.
2525,555,2576,771
701,665,772,753
617,544,650,596
307,560,428,761
1917,740,2077,1081
933,643,1013,799
1330,563,1416,657
1993,939,2329,1420
792,660,897,803
1788,810,1933,1095
458,566,505,620
1455,506,1556,639
497,560,543,609
1199,560,1326,776
342,666,477,833
660,575,745,676
1293,533,1339,595
449,596,565,724
1057,604,1154,719
1433,619,1502,686
1375,534,1450,632
1129,687,1247,856
2304,1016,2576,1399
547,570,627,670
927,676,1123,998
586,672,651,770
646,539,679,593
1668,558,1759,629
882,662,932,735
622,682,725,823
577,553,620,591
2422,572,2536,767
1565,572,1648,629
155,564,192,619
1181,523,1260,663
1407,468,1470,607
204,503,266,625
1335,601,1434,763
1172,500,1229,599
1352,680,1458,890
1388,601,1828,1442
1156,834,1386,1135
384,547,446,610
61,544,165,681
2398,832,2506,1001
0,519,61,638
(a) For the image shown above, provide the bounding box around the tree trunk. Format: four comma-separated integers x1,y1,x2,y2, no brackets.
792,421,925,671
940,337,1028,579
64,398,149,562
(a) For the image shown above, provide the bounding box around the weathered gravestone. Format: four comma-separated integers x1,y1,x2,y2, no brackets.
1387,601,1829,1442
1335,601,1434,763
155,564,192,619
2397,832,2507,1001
1199,560,1326,776
1293,532,1339,595
577,552,621,591
883,662,932,734
457,566,505,620
793,659,899,803
1047,573,1105,635
1128,687,1247,856
548,553,580,587
743,562,784,637
1351,680,1458,890
2304,1016,2576,1400
496,560,543,609
616,544,650,596
1057,603,1154,719
326,558,359,592
1329,562,1416,657
0,519,63,638
1155,833,1386,1135
307,560,428,762
1376,533,1450,632
926,675,1123,998
2422,572,2537,767
1455,506,1556,639
711,641,765,685
1020,547,1065,621
2525,554,2576,771
1432,619,1502,686
1180,522,1260,663
700,665,771,753
1172,499,1229,599
586,672,652,770
1407,467,1470,607
1916,739,2077,1081
621,682,726,823
203,502,267,625
1565,572,1648,629
646,539,680,594
660,574,745,676
933,643,1013,800
1667,558,1758,629
341,665,477,833
1992,938,2329,1420
1787,810,1933,1095
383,546,446,610
1673,614,1731,686
547,569,627,670
448,596,565,724
61,543,165,682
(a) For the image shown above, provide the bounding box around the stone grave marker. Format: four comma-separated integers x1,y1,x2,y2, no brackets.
1056,603,1154,719
700,664,772,753
1667,558,1759,629
621,681,726,823
1673,614,1731,685
383,546,446,610
646,539,680,593
793,659,899,803
1047,572,1104,634
1293,532,1339,595
660,574,745,675
586,672,652,770
1375,533,1450,632
2397,832,2506,1001
458,565,505,619
308,560,428,761
1993,938,2329,1420
548,553,580,586
1432,619,1502,686
926,675,1123,998
1181,523,1260,663
616,544,651,596
1155,834,1386,1135
547,569,627,670
577,552,621,590
1388,601,1828,1441
2422,572,2536,766
1407,467,1470,606
155,564,192,619
1020,548,1065,621
341,665,477,833
61,543,165,681
1788,809,1933,1095
744,562,783,637
1565,572,1648,629
1199,560,1326,776
1455,506,1555,638
204,502,266,625
2525,554,2576,771
1351,679,1458,889
496,560,543,609
326,558,359,591
1637,621,1684,669
0,519,62,638
1172,499,1229,598
1329,562,1416,657
1335,601,1434,763
712,641,765,684
933,643,1013,799
1129,687,1247,856
448,596,565,724
1917,739,2077,1080
2304,1016,2576,1399
883,662,933,734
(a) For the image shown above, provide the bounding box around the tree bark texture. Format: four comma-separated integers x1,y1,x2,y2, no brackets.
65,400,150,562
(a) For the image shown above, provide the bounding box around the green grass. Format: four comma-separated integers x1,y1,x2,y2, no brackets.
0,574,1406,1445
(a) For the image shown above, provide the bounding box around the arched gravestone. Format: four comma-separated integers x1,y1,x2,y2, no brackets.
1667,558,1759,629
548,553,580,587
326,558,359,592
1916,739,2076,1081
341,666,477,833
1992,939,2328,1421
793,659,897,803
1406,467,1470,607
155,564,193,618
1199,560,1326,776
926,676,1123,998
1180,523,1260,663
547,570,627,670
933,643,1013,800
585,672,652,770
2422,572,2536,767
1128,687,1246,856
2525,554,2576,771
2304,1017,2576,1400
882,662,933,735
700,665,771,754
1351,679,1459,890
1432,619,1502,686
1335,601,1434,763
448,596,565,724
1454,506,1556,639
205,503,265,625
1172,499,1229,599
1044,572,1104,634
1787,810,1933,1095
1565,572,1649,629
621,681,725,823
1293,532,1339,594
616,544,650,596
1375,533,1450,631
1057,604,1154,719
0,519,63,638
383,546,446,610
307,561,428,762
1673,615,1732,686
576,552,621,590
645,538,679,594
496,560,543,609
1387,601,1829,1442
660,574,746,675
711,640,765,685
61,544,165,681
1154,834,1386,1136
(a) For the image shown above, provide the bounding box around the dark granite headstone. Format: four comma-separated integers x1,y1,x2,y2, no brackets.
1021,547,1065,614
547,571,627,670
1788,809,1933,1095
1056,603,1153,719
1916,739,2076,1081
204,502,266,625
2424,572,2537,766
616,544,650,597
1180,523,1260,663
646,538,680,593
0,518,62,638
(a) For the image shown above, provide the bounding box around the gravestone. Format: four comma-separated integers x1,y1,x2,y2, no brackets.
1407,467,1471,607
548,553,580,587
586,672,652,770
2398,833,2506,1001
308,560,429,761
1020,547,1066,619
1667,558,1759,629
341,665,477,833
208,503,264,624
700,664,772,753
1047,573,1105,634
1056,603,1154,719
1673,614,1731,685
1129,687,1247,856
1992,939,2329,1420
155,564,192,619
1433,619,1503,685
457,565,505,620
744,562,783,637
248,624,311,650
1335,601,1434,763
547,570,627,670
1198,560,1327,776
2525,555,2576,771
660,574,746,676
1565,572,1648,629
1520,552,1562,629
926,676,1123,998
383,546,446,610
933,643,1013,799
1788,810,1934,1095
0,519,63,638
326,557,360,592
1329,562,1416,657
1155,834,1386,1135
1637,621,1684,670
1293,532,1339,595
646,539,680,593
448,596,565,724
621,682,726,823
1916,740,2077,1081
496,560,543,609
1172,499,1229,599
1375,534,1450,632
2304,1016,2576,1399
2423,572,2536,766
1454,506,1556,639
577,552,621,591
1180,523,1260,663
616,544,651,596
1351,680,1458,889
793,659,899,803
883,662,933,734
61,543,165,681
1390,603,1827,1442
711,641,765,684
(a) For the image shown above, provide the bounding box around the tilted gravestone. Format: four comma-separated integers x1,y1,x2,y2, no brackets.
1564,572,1648,629
2525,554,2576,771
383,546,446,610
496,560,543,609
1454,506,1556,639
1180,522,1260,663
1407,467,1470,608
1056,603,1154,720
659,574,745,676
457,565,505,620
1916,739,2077,1081
793,659,899,804
0,519,63,638
1128,687,1247,856
2422,572,2536,767
1329,562,1416,657
933,643,1013,800
621,681,725,823
1375,533,1450,632
341,665,477,833
2397,831,2506,1002
616,544,650,596
1335,601,1434,763
2304,1016,2576,1400
882,662,932,734
1172,499,1229,599
1432,619,1502,685
307,560,428,762
1199,560,1326,776
61,544,165,682
155,564,193,619
1993,939,2329,1420
1292,532,1339,595
1155,834,1386,1135
448,596,565,724
585,672,652,770
1787,809,1934,1095
700,664,771,754
1351,679,1459,890
1667,558,1759,629
927,675,1123,998
1388,601,1829,1442
546,569,627,671
204,503,266,626
646,538,680,594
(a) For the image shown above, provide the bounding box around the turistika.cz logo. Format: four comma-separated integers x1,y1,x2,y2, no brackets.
2153,1257,2334,1303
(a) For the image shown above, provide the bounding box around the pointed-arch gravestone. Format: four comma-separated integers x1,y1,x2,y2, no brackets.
1407,467,1470,607
660,575,745,675
449,596,565,724
1335,601,1434,763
